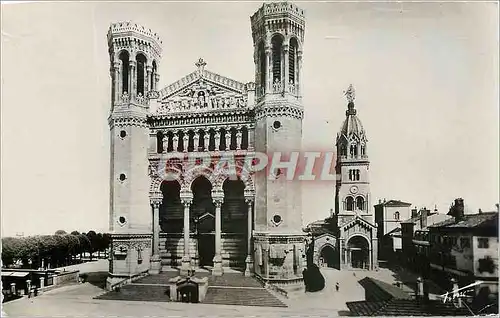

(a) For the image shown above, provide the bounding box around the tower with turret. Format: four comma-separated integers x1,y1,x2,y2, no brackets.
106,21,162,288
335,85,372,225
250,2,307,283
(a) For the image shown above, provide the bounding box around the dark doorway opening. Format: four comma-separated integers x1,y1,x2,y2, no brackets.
320,245,338,268
177,280,199,303
198,233,215,267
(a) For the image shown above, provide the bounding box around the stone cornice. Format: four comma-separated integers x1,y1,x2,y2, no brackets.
254,104,304,120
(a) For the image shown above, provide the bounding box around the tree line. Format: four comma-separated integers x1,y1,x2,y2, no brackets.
1,230,111,269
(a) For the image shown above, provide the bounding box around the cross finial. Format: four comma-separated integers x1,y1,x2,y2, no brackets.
195,58,207,71
344,84,355,103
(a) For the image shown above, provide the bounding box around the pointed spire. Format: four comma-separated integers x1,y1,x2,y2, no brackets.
344,84,356,116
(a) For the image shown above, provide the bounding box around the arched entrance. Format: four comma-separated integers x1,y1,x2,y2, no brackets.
222,178,246,268
347,236,370,269
319,245,337,268
160,181,182,233
191,176,215,267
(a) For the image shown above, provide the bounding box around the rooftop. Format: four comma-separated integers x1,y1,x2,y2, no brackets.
375,200,412,207
428,211,498,229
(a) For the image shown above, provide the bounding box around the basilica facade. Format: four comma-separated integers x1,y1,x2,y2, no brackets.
106,2,308,289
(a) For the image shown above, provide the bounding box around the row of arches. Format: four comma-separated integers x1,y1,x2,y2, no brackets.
256,36,300,95
344,196,366,211
117,50,158,97
317,235,370,269
339,143,366,158
156,127,250,153
159,176,251,267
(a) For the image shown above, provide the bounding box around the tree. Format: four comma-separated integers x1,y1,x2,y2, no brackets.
86,231,97,260
55,230,67,235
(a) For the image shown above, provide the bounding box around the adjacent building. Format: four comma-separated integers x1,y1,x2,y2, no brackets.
400,207,452,277
427,199,499,299
374,199,412,259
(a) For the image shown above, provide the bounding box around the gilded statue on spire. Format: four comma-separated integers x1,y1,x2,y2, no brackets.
344,84,355,103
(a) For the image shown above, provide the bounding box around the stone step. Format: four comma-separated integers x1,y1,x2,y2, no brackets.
95,284,170,302
203,287,287,307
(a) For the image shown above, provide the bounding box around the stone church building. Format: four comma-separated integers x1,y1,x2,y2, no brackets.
305,87,379,271
106,1,378,290
106,2,309,289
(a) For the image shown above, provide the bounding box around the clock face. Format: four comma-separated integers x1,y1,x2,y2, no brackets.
350,186,359,194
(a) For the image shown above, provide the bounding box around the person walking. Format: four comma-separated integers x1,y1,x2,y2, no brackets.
335,282,339,292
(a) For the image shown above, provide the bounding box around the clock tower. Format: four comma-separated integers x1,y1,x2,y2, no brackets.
335,85,372,225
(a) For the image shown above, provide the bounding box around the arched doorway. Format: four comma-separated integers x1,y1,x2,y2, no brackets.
222,178,246,268
160,181,182,233
191,176,215,267
319,245,337,268
160,180,182,266
347,236,370,269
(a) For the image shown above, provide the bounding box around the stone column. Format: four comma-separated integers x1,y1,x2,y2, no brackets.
150,197,162,274
244,197,254,276
162,132,169,153
154,73,160,91
203,131,210,151
224,129,231,151
129,60,136,98
297,51,303,96
182,130,189,153
248,125,255,151
214,130,221,151
173,132,180,152
113,62,120,103
146,65,152,94
212,197,223,276
283,44,289,93
265,48,272,92
236,129,243,151
10,283,16,295
193,131,200,151
180,197,193,276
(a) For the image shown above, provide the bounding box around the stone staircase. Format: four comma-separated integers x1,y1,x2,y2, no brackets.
202,273,286,307
203,287,287,307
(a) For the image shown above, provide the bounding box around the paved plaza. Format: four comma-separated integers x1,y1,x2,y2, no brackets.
2,259,432,317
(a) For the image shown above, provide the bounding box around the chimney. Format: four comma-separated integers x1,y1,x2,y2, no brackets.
419,210,427,229
411,208,418,218
478,208,482,214
454,198,465,222
378,199,382,204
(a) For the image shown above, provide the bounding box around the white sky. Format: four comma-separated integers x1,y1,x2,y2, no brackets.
1,1,499,237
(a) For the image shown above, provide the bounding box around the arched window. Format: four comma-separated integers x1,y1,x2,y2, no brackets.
258,42,266,93
119,51,130,94
271,35,283,84
361,145,366,156
394,211,400,220
156,131,164,153
136,53,147,96
356,197,365,211
356,170,360,181
341,145,347,157
151,60,157,91
289,37,298,85
346,197,354,211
